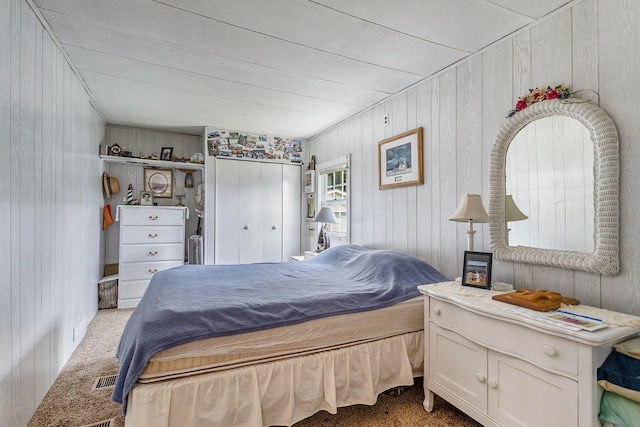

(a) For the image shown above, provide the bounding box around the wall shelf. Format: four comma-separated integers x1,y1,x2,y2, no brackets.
100,154,204,171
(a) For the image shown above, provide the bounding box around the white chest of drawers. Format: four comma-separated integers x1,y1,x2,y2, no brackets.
116,206,188,308
419,282,640,427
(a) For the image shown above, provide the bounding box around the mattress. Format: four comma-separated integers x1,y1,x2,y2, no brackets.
139,295,424,382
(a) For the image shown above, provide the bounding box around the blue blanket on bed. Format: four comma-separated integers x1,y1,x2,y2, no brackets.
112,244,448,411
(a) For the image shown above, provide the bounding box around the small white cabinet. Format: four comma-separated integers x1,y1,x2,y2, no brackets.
419,283,640,427
116,206,188,308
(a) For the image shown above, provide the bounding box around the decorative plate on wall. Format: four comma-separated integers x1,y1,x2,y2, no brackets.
144,168,173,198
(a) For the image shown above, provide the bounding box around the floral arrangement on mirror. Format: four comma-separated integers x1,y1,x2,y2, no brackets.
507,84,572,118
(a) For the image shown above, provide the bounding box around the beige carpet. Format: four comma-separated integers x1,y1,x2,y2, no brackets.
28,308,482,427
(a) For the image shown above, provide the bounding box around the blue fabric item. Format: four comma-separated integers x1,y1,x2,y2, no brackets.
598,350,640,392
112,244,448,412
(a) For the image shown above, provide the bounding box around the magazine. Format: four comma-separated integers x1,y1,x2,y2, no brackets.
545,310,607,331
504,307,607,332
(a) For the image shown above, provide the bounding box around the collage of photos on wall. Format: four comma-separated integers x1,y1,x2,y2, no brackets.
206,128,303,163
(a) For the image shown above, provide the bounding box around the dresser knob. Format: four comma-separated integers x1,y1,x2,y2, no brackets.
148,251,158,256
148,233,158,238
243,225,250,230
433,307,441,315
148,215,158,220
487,378,498,389
542,345,557,356
147,269,158,274
475,373,486,383
272,225,277,230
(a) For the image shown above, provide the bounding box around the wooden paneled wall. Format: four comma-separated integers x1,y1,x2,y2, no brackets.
309,0,640,316
1,1,106,426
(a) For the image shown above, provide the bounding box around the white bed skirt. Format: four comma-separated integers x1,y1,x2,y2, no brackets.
125,331,424,427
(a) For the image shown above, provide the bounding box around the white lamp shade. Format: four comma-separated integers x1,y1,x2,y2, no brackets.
314,207,337,224
505,195,528,222
449,194,490,223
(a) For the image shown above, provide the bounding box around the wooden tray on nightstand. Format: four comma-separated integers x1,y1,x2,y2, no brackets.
492,289,579,312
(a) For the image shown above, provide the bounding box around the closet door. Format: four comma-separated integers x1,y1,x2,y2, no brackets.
215,159,261,264
282,164,301,259
260,163,283,262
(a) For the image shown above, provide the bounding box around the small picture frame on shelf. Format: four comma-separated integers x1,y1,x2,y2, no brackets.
462,251,493,289
304,170,315,193
140,191,153,206
160,147,173,161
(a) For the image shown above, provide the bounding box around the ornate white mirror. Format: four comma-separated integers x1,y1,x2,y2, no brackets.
489,98,619,275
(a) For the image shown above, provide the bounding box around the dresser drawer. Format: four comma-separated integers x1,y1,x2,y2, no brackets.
120,207,185,226
119,279,151,300
120,226,184,244
429,298,578,375
120,243,183,262
119,260,183,281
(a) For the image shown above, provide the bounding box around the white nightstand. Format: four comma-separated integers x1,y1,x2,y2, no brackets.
289,255,305,262
303,251,320,260
418,282,640,427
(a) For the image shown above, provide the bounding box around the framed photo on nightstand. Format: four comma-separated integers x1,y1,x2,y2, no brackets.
462,251,493,289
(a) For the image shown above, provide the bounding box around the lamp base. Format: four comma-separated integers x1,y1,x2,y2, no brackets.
316,225,330,251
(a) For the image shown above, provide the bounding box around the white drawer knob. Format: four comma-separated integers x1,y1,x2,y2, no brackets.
148,251,158,256
272,225,277,230
148,215,158,220
487,378,498,389
148,233,158,238
243,225,250,230
543,345,557,356
475,373,486,383
433,307,441,315
147,269,158,274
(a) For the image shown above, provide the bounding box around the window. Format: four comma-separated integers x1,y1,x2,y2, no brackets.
317,155,350,244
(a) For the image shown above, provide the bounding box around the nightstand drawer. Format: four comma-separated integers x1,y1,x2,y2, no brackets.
119,260,183,281
119,207,185,226
120,226,184,244
430,299,578,375
120,243,183,262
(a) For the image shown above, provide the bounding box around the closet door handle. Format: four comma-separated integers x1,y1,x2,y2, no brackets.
487,378,498,389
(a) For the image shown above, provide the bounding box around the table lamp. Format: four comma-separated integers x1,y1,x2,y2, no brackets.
314,207,337,251
449,194,490,251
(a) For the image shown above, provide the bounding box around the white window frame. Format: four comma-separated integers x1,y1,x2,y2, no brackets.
316,154,351,246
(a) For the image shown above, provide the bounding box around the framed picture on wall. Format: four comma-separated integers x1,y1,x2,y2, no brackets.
461,251,493,289
378,127,424,190
144,168,173,198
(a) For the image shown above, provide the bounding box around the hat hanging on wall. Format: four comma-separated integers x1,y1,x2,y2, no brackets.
102,172,120,199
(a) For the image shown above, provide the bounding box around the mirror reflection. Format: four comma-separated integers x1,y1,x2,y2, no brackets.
506,116,594,252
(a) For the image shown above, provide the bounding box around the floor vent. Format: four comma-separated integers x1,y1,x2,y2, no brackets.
92,374,117,390
80,418,115,427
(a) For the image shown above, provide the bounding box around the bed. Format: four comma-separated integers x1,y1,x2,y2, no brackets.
112,244,448,426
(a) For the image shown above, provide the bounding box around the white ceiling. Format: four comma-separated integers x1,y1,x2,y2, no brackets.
32,0,577,138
